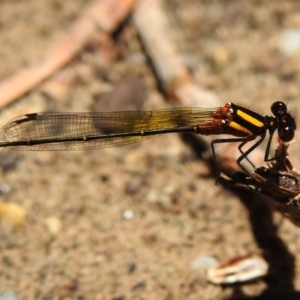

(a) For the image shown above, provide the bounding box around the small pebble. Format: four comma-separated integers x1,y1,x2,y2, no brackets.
0,290,19,300
0,152,17,172
125,176,143,194
0,203,27,227
213,47,230,65
45,216,62,235
279,29,300,55
0,184,10,194
123,210,134,220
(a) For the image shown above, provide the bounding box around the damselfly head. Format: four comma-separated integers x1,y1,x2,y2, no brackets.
271,101,296,142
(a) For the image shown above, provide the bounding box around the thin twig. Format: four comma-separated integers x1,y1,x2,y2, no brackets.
0,0,136,109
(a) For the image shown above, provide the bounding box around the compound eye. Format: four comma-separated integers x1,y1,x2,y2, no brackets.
278,126,294,142
271,101,287,116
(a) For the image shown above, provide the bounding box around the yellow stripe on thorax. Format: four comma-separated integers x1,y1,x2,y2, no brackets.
229,121,253,136
236,109,264,127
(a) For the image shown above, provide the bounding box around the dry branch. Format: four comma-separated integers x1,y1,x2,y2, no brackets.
0,0,136,109
133,0,264,173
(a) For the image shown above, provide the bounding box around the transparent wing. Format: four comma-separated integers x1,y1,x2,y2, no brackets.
0,107,219,151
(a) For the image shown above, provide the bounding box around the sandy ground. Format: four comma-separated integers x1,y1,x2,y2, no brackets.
1,1,300,299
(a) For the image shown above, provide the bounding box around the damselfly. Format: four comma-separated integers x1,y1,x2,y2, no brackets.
0,102,296,173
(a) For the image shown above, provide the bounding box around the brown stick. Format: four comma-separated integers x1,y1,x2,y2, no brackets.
133,0,264,173
0,0,136,109
133,0,219,107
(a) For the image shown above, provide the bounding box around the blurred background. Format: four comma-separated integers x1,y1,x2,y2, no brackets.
0,1,300,299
